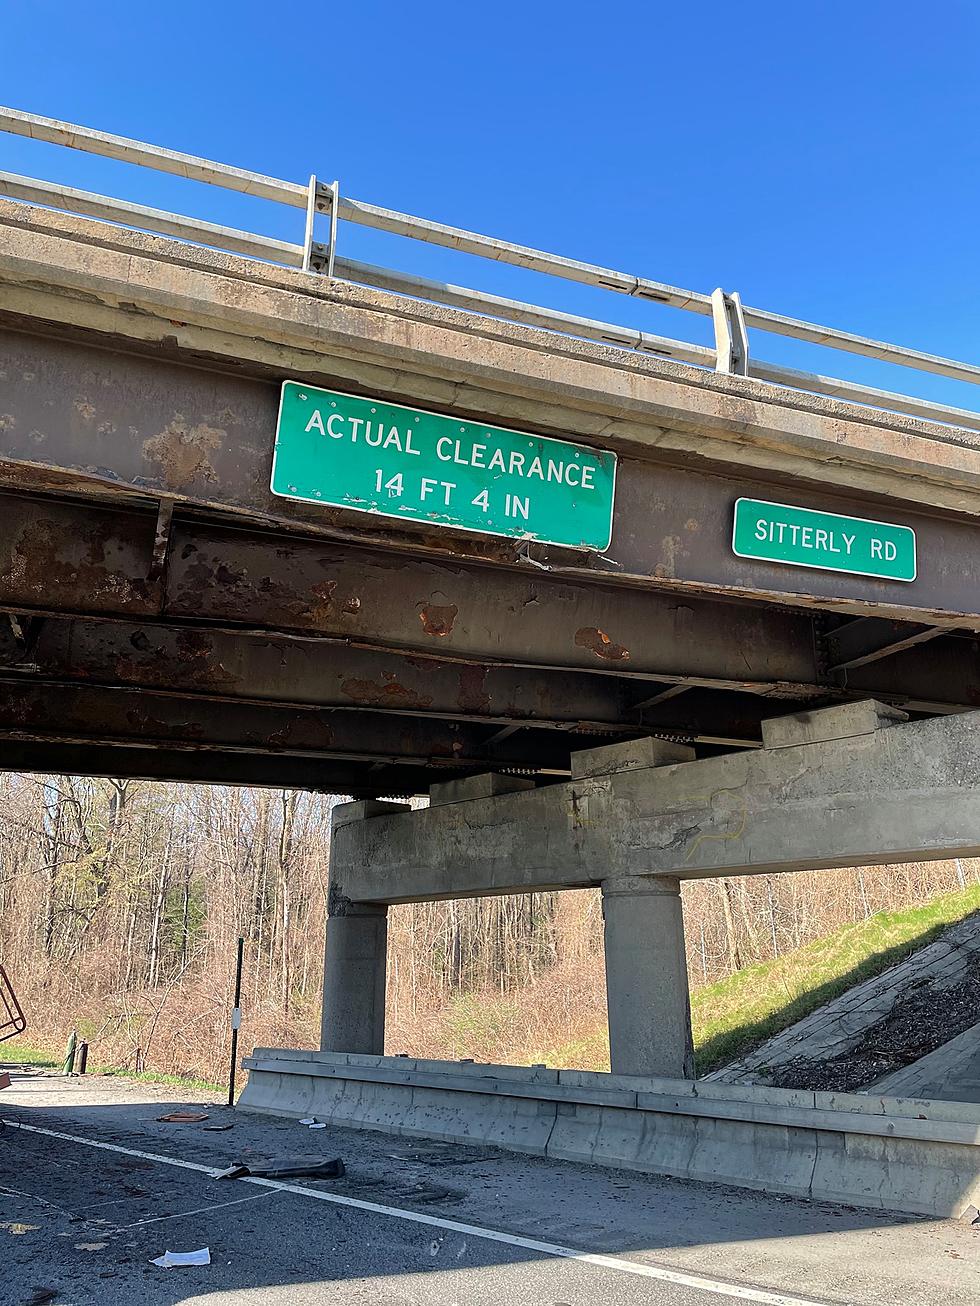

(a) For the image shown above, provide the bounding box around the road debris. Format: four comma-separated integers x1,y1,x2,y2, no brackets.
150,1247,211,1267
156,1112,209,1123
216,1155,344,1181
202,1123,234,1132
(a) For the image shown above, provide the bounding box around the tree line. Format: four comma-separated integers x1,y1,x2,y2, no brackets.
0,773,973,1081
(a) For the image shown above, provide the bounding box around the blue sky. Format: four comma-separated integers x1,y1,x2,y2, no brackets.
3,1,979,407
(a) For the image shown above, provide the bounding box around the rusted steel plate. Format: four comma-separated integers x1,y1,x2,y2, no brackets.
0,495,158,616
4,328,980,622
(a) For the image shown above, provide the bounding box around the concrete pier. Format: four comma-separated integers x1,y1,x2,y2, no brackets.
320,902,389,1054
602,875,694,1077
320,800,409,1055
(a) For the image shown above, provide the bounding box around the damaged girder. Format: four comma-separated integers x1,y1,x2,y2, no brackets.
0,491,822,691
0,739,433,797
0,616,635,731
0,678,583,773
0,617,785,745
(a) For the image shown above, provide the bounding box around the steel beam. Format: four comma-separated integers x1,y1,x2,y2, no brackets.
4,328,980,624
824,618,944,672
0,739,431,796
0,679,580,772
0,617,635,732
0,493,823,692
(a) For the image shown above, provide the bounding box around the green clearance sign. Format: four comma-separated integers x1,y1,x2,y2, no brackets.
732,498,916,582
271,382,617,550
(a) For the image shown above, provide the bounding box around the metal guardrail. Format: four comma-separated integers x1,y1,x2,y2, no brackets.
2,105,980,436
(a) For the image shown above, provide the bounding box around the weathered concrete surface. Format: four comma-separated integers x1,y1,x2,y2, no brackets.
874,1022,980,1102
602,875,694,1078
238,1050,980,1219
321,800,409,1054
712,910,980,1087
6,1071,979,1306
334,706,980,901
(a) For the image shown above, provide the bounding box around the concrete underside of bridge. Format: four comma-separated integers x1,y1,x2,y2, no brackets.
4,203,980,1196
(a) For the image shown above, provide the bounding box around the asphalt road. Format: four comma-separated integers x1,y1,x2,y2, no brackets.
0,1073,976,1305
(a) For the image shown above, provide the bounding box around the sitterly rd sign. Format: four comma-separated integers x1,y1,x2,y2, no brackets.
271,382,617,550
733,498,916,582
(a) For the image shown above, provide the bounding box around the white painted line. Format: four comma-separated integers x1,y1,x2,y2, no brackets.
3,1119,829,1306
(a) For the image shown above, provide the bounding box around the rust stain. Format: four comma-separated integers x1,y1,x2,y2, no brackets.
73,398,96,422
575,626,631,662
308,580,338,626
343,596,362,614
457,664,491,714
143,416,224,489
2,518,151,607
112,628,236,691
340,677,433,710
419,603,458,638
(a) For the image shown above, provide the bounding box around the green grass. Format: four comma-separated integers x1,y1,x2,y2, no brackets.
692,882,980,1074
532,883,980,1074
1,1040,223,1094
99,1066,224,1094
0,1042,60,1069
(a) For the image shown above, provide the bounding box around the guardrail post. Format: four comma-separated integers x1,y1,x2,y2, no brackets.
301,174,318,273
711,287,749,376
311,179,340,280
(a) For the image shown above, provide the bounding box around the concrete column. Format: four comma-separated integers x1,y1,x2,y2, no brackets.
602,874,694,1080
320,799,409,1055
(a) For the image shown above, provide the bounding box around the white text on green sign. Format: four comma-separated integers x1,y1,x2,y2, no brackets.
732,498,916,582
271,383,617,550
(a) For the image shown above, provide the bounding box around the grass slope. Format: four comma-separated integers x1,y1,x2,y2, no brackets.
542,882,980,1075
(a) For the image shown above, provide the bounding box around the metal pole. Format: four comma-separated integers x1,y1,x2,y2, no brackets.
227,936,244,1107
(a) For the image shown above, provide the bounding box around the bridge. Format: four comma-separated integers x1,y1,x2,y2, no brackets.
3,108,980,1218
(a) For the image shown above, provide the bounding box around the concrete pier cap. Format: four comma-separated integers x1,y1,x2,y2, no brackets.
319,703,980,1076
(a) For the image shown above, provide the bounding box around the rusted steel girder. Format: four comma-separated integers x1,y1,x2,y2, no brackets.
0,618,789,747
3,327,980,624
0,678,581,773
0,493,822,692
3,492,979,717
0,739,431,796
0,617,632,731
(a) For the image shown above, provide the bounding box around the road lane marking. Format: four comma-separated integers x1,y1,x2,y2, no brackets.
3,1119,830,1306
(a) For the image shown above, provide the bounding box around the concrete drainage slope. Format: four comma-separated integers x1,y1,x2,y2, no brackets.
709,910,980,1099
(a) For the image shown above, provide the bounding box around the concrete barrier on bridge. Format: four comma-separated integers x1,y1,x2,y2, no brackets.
238,1050,980,1219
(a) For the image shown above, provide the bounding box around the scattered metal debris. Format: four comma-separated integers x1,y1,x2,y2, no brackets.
216,1155,344,1181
